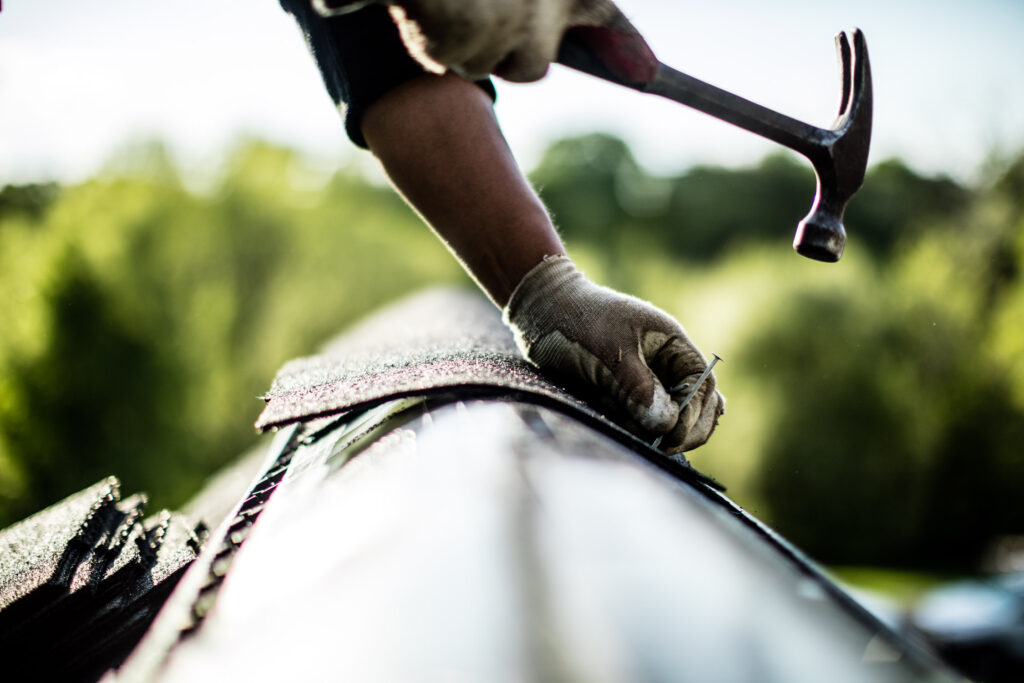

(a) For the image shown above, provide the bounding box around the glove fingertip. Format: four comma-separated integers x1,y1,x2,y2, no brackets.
680,390,726,451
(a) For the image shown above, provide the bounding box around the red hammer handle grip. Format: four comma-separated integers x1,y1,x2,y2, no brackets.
556,7,660,88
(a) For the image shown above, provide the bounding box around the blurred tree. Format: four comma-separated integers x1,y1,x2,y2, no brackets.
1,131,1020,579
739,150,1024,570
531,133,636,242
742,290,1024,569
991,152,1024,211
662,154,812,258
4,250,194,522
0,183,59,223
0,141,462,525
845,159,970,257
532,134,968,262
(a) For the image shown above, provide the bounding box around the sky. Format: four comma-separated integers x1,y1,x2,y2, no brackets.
1,0,1023,185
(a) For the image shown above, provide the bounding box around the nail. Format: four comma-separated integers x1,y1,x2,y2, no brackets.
678,353,722,412
651,436,663,448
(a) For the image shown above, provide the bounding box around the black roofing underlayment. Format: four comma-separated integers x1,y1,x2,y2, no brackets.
0,477,207,681
256,287,721,489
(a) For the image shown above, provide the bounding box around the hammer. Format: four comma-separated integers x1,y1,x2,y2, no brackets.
557,12,873,262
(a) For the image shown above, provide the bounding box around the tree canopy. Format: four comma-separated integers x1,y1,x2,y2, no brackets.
2,135,1022,572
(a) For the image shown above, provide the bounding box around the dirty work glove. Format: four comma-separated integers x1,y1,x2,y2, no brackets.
313,0,625,82
504,256,725,453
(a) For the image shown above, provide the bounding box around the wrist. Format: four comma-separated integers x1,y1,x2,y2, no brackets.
504,255,572,323
503,255,593,358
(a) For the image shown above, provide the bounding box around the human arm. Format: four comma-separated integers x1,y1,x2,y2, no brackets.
361,72,724,451
361,72,562,306
281,0,724,450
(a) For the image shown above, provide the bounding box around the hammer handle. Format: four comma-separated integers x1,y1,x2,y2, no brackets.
645,64,833,157
556,26,834,159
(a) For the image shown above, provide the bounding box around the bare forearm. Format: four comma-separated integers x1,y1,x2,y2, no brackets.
359,72,723,451
361,72,564,307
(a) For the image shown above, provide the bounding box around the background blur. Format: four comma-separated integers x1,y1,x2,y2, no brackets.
2,0,1024,591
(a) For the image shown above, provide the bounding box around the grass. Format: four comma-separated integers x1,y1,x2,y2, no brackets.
827,565,964,608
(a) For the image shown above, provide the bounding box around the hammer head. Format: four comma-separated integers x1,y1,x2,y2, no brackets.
793,29,873,262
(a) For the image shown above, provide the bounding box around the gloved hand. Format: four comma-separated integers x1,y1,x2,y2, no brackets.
503,256,725,453
313,0,623,82
395,0,623,81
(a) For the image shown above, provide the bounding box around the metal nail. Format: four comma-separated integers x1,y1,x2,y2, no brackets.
678,353,722,412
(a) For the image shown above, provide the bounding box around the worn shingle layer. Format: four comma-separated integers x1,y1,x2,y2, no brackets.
256,287,723,486
256,288,595,430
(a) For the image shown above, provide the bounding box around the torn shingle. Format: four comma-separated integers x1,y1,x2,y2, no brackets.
0,478,200,681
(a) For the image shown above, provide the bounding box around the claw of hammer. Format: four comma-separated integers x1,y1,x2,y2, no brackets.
558,16,873,263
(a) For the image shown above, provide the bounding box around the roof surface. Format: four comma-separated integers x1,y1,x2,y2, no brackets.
126,396,958,682
256,287,718,487
110,287,960,682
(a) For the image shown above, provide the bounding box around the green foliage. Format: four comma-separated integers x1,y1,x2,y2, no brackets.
3,132,1022,576
0,183,60,222
532,134,970,260
734,156,1024,570
742,289,1024,568
532,133,640,244
661,155,812,257
828,566,955,608
845,158,970,255
536,135,1024,570
4,250,193,516
0,141,463,525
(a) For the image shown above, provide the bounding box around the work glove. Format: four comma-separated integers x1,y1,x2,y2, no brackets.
503,256,725,453
313,0,624,82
